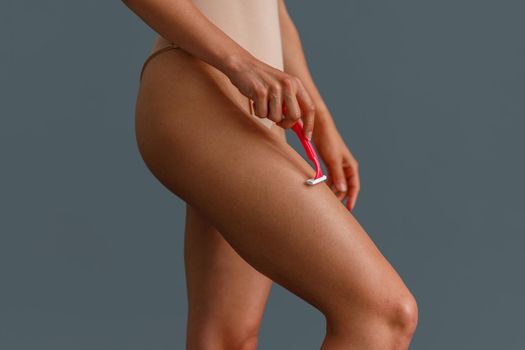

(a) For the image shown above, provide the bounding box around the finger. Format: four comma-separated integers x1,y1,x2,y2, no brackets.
325,175,339,195
266,85,283,123
295,81,316,140
344,195,352,212
336,190,346,201
253,85,269,118
344,163,360,210
340,183,351,209
335,176,347,200
327,172,343,195
326,172,345,200
327,158,348,197
346,188,355,212
277,78,301,129
326,174,333,188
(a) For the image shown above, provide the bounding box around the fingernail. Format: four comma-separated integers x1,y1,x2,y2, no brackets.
337,182,347,192
305,130,312,141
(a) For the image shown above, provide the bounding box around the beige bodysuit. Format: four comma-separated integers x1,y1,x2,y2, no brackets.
139,0,284,130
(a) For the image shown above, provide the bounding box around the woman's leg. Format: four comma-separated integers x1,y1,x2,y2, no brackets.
184,203,273,350
135,48,418,349
183,122,286,349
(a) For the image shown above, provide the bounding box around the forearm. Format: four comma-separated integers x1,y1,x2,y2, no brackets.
278,0,333,125
121,0,253,75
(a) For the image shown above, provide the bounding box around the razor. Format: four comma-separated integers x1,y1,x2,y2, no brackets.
283,105,327,186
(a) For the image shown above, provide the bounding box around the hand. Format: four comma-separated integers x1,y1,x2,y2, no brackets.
312,110,360,211
223,53,316,139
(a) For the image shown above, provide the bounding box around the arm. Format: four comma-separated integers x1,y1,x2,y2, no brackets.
278,0,334,128
278,0,360,211
121,0,252,75
121,0,316,139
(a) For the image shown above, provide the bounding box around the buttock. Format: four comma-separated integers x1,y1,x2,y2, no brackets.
138,42,283,137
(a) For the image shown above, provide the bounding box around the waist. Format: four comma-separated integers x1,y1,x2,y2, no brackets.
149,0,284,71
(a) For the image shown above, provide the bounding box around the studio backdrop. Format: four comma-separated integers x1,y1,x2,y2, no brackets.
1,0,524,349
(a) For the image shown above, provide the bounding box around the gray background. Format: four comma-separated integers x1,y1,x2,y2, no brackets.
2,0,524,349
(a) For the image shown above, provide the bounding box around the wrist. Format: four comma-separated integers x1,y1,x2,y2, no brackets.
220,49,254,77
314,102,333,126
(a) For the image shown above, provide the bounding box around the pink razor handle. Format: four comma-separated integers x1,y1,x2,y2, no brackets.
283,105,327,186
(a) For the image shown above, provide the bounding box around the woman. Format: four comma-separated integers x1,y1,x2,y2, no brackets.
121,0,418,348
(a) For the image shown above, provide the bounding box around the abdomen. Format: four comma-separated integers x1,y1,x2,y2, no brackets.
151,0,284,71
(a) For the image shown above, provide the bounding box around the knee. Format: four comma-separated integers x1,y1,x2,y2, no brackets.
325,292,418,348
221,330,259,350
384,292,419,337
235,334,259,350
330,288,419,336
190,325,259,350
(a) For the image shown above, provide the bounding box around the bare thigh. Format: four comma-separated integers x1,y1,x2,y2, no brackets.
134,48,410,328
140,48,285,342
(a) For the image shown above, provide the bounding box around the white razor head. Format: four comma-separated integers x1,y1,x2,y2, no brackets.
306,175,327,186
